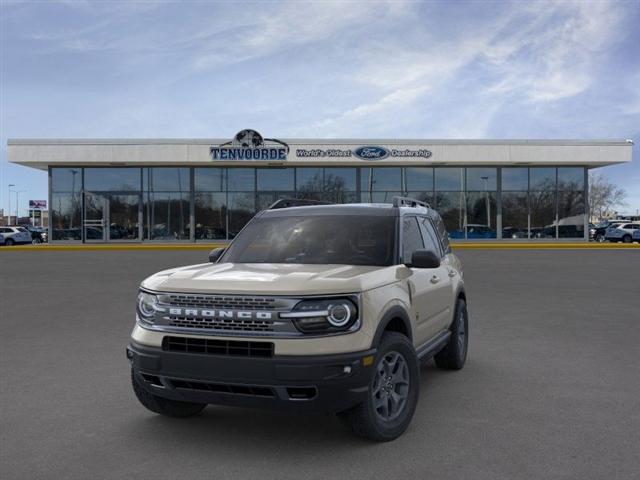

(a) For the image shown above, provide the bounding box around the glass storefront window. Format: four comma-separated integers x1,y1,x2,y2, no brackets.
466,168,497,191
435,192,465,238
362,167,402,191
557,167,584,191
502,168,528,191
324,168,357,192
51,168,82,193
195,168,225,191
296,168,323,192
145,192,189,240
435,168,464,191
227,168,255,191
227,192,256,238
85,168,141,191
51,192,82,240
257,168,294,191
405,167,433,192
529,168,556,191
530,191,556,238
195,192,226,240
144,168,189,192
466,192,497,238
502,192,528,239
557,191,585,238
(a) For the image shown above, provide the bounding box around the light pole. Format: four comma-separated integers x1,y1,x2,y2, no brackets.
15,190,26,224
8,184,15,225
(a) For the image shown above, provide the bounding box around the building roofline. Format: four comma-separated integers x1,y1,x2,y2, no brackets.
6,138,634,146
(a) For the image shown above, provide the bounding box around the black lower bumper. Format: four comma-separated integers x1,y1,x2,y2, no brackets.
127,342,376,413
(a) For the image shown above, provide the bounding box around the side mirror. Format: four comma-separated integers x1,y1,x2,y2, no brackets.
208,247,225,263
407,249,440,269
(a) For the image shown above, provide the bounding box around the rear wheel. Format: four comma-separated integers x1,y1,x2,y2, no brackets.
434,298,468,370
5,238,14,246
131,369,206,417
337,332,419,442
622,235,632,243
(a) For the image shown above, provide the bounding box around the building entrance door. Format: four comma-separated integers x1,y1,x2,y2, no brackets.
84,193,142,242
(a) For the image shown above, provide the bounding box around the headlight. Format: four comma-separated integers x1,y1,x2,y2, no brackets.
281,297,359,334
137,291,158,324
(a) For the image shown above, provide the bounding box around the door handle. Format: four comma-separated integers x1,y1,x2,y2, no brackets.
430,275,440,284
448,269,457,277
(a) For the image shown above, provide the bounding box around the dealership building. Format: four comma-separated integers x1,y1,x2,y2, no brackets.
7,131,633,243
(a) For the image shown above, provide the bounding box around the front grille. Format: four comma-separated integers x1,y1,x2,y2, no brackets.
169,379,274,397
167,294,278,310
162,336,274,357
168,316,274,332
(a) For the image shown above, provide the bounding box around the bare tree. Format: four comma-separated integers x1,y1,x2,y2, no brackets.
589,172,627,221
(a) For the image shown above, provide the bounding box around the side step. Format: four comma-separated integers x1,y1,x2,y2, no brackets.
416,330,451,361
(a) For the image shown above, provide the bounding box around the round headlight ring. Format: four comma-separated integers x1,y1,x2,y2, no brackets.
327,303,352,327
137,292,157,318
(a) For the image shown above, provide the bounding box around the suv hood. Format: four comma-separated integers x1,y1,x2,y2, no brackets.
141,262,400,295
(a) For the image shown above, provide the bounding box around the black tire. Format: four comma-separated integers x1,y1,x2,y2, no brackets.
595,233,605,243
5,238,14,246
434,298,469,370
131,369,206,417
32,237,42,245
337,332,419,442
622,235,632,244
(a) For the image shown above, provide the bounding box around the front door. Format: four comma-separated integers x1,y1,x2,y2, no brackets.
84,193,141,242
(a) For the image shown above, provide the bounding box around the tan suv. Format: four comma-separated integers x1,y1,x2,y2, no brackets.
127,197,468,441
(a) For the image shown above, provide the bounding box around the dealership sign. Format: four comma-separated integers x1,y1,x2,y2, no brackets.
296,146,433,160
211,129,289,161
29,200,47,209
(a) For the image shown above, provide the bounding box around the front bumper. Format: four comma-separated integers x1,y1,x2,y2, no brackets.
127,341,376,413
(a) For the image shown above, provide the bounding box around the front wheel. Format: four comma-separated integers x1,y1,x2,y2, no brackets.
4,238,14,246
595,233,605,243
32,237,42,244
131,369,206,417
434,298,469,370
337,332,419,442
622,235,632,244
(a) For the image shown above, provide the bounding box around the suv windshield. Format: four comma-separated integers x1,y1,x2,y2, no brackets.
222,215,396,266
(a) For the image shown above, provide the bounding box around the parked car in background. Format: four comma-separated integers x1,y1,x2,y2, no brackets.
502,227,528,239
449,224,497,239
0,226,32,245
605,223,640,243
590,220,626,242
21,225,48,244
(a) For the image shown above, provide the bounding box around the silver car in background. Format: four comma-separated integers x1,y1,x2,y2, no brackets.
605,223,640,243
0,226,32,246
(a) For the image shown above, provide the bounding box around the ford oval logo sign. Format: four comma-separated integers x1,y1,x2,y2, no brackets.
354,146,389,160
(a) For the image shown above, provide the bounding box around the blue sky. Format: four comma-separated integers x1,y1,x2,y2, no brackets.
1,0,639,216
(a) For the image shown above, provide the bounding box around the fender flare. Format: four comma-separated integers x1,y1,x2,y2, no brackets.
371,305,413,348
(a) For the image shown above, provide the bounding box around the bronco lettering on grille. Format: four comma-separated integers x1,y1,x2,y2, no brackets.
168,308,273,320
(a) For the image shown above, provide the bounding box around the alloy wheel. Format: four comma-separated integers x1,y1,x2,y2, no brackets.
372,351,410,422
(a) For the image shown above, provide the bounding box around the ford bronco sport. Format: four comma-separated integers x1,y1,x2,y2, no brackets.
128,197,469,441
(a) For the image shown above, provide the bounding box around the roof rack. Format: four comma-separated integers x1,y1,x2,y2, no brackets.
392,196,431,209
268,198,333,210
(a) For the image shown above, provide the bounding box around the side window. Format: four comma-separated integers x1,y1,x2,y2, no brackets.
419,217,443,257
432,214,451,253
402,217,424,264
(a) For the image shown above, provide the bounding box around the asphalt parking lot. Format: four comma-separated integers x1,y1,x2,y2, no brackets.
1,249,639,480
